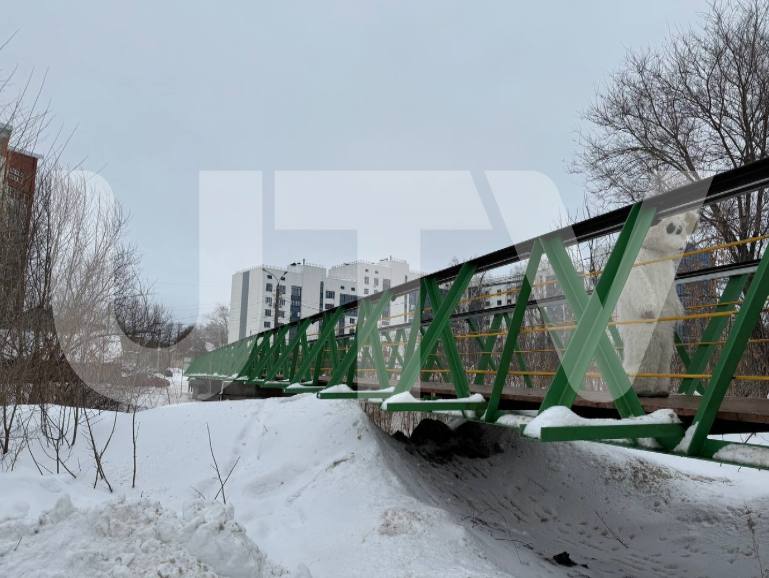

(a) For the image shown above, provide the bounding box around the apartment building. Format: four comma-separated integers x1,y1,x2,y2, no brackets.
228,257,420,342
0,124,39,325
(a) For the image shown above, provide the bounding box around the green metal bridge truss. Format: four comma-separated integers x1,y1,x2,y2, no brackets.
187,159,769,469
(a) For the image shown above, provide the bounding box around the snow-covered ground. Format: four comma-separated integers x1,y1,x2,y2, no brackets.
1,395,769,577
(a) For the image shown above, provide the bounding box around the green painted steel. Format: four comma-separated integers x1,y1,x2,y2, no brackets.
324,290,392,388
295,308,345,385
395,263,476,394
424,278,471,397
344,335,358,386
467,313,534,389
186,334,257,381
402,281,426,363
539,203,655,415
263,325,291,381
383,399,488,413
537,423,684,442
539,235,644,417
677,274,748,395
673,332,692,372
386,329,406,369
243,335,272,382
186,161,769,469
277,319,311,382
468,315,504,385
484,242,542,423
360,301,391,387
686,253,769,457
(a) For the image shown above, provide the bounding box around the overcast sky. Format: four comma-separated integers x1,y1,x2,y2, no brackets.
2,1,710,323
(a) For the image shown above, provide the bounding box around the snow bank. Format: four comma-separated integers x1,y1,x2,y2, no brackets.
0,396,517,577
5,394,769,577
523,405,680,439
0,496,288,577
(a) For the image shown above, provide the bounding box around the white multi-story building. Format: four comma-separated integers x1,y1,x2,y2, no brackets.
475,265,569,324
228,258,421,342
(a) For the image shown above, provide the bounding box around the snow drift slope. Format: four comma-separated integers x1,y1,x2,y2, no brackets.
2,395,769,577
0,397,527,576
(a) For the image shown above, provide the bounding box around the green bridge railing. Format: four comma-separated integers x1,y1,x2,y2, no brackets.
187,159,769,469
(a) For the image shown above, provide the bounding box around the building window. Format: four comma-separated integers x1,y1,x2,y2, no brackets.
265,296,273,305
497,300,502,306
364,288,369,295
266,282,273,292
340,285,345,290
350,287,355,292
326,290,335,299
325,303,333,310
349,318,356,325
278,310,284,318
291,285,301,297
266,274,273,279
279,298,285,307
374,270,378,274
374,278,379,287
264,321,271,328
9,168,23,182
365,268,369,272
340,293,355,305
265,309,272,317
364,276,370,284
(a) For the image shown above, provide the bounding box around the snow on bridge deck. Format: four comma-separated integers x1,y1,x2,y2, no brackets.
348,380,769,434
214,376,769,434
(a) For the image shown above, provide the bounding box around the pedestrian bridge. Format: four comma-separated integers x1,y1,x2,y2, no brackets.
187,159,769,470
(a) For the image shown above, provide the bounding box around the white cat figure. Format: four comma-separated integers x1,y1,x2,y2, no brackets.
616,211,699,397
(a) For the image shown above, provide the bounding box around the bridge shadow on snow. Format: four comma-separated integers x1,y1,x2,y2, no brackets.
376,418,769,578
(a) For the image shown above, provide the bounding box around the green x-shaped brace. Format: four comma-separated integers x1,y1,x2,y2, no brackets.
538,203,656,417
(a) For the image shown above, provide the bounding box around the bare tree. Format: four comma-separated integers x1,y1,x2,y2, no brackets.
131,402,139,488
206,423,239,505
204,304,229,348
83,409,117,492
578,0,769,262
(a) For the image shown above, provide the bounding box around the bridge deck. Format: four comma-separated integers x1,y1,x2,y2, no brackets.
216,376,769,434
351,380,769,434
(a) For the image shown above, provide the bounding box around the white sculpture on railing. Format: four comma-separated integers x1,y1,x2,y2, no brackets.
616,211,699,397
